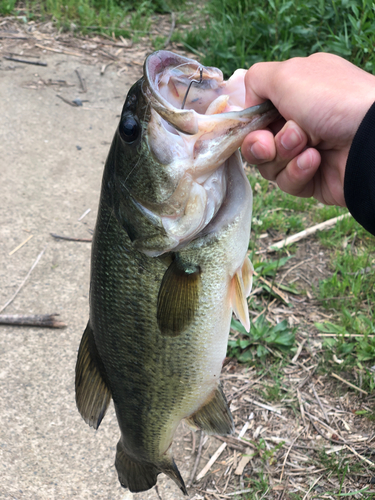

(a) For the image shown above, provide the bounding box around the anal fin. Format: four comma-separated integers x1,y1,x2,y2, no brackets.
75,322,111,429
230,271,250,332
186,385,234,436
242,256,254,297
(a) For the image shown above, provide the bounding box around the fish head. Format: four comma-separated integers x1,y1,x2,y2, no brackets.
108,50,279,256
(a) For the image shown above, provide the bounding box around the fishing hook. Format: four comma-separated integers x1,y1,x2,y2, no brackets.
181,67,203,110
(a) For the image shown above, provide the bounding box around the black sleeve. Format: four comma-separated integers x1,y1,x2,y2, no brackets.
344,101,375,236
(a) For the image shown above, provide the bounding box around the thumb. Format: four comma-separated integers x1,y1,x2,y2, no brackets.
244,61,280,108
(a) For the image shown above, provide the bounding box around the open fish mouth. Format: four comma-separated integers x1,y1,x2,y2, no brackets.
131,51,279,255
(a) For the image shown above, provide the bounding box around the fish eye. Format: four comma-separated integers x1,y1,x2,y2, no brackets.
119,115,140,143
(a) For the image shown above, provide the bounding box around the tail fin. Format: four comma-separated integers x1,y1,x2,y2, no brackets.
115,439,187,495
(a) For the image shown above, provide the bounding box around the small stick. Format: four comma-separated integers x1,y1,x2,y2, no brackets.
346,445,375,468
331,372,368,395
7,52,40,59
252,270,289,303
268,213,352,251
187,430,204,487
50,233,92,242
302,474,324,500
279,431,303,482
0,247,46,314
78,208,91,221
310,383,329,424
9,234,33,255
56,94,80,107
291,339,306,363
34,44,83,57
75,69,87,93
0,314,66,328
196,441,226,481
242,396,282,414
154,484,162,500
3,55,47,66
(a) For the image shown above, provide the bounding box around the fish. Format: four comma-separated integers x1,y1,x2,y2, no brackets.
75,50,279,495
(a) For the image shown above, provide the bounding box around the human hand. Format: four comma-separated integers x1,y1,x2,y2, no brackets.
242,53,375,206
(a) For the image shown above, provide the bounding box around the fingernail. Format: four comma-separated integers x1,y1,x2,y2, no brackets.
297,151,312,170
280,127,302,151
250,141,268,161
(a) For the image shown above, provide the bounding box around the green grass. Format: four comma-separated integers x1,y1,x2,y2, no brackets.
3,0,184,37
182,0,375,77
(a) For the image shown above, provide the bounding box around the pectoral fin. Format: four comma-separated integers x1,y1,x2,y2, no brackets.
230,271,250,332
157,256,201,337
186,385,234,436
75,322,111,429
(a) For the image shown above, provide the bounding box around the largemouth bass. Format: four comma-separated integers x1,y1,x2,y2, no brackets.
75,50,278,495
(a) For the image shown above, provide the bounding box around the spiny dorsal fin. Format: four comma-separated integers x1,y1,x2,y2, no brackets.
157,256,201,337
242,256,254,297
186,385,234,436
231,271,250,332
75,322,111,429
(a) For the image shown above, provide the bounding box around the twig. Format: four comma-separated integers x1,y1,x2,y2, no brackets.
3,55,47,66
50,233,92,242
297,389,306,426
252,270,289,303
9,234,33,255
291,339,307,363
278,257,314,286
331,372,368,395
278,477,290,500
98,49,118,60
268,213,351,251
78,208,91,221
346,445,375,468
56,94,80,107
196,442,227,481
0,247,46,314
242,396,282,414
75,69,87,92
187,430,204,487
163,12,176,48
0,314,66,328
154,484,162,500
302,474,323,500
298,364,318,390
35,44,83,57
280,432,303,482
310,383,330,424
305,413,346,444
101,62,113,75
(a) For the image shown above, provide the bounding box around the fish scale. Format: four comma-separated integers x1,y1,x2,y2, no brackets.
75,50,279,495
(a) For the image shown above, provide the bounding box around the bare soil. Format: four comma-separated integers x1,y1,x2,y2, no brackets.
1,18,374,500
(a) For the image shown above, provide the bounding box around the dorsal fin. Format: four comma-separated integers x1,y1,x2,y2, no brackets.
230,271,250,332
186,385,234,435
75,322,111,429
157,256,201,337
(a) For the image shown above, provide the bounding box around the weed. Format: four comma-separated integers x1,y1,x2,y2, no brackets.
13,0,184,37
182,0,375,78
228,315,295,362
